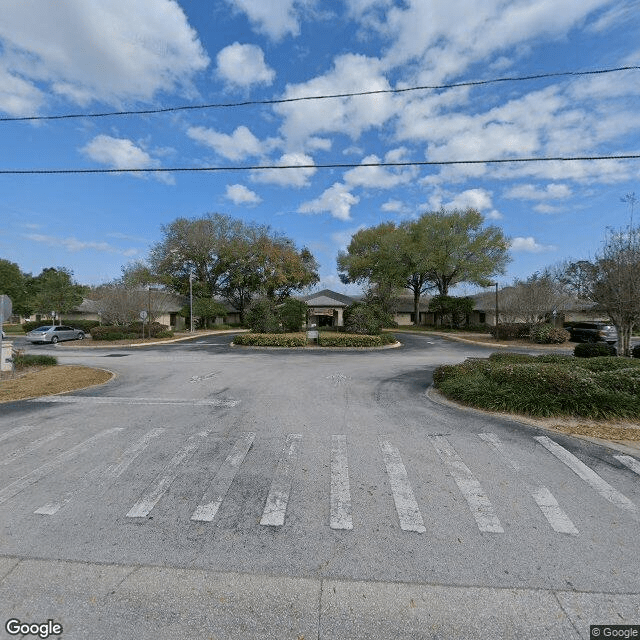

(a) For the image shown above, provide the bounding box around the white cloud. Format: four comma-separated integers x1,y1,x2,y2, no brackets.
510,236,556,253
331,225,366,249
187,125,266,161
344,151,415,189
252,152,316,187
275,53,397,148
504,183,572,200
216,42,275,88
82,135,156,169
25,234,138,256
0,0,209,115
225,184,262,205
299,183,359,221
381,200,405,213
225,0,311,40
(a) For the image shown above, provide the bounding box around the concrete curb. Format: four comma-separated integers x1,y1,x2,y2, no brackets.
1,554,637,640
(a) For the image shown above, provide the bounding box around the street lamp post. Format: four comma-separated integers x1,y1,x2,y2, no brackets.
494,282,499,341
189,271,193,332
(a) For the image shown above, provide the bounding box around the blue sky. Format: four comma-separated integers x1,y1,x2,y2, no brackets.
1,0,639,296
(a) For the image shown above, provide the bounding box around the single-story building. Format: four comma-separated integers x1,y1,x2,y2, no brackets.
298,289,357,327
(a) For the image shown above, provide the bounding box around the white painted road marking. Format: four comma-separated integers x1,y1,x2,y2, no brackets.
614,455,640,477
191,432,255,522
0,424,36,444
0,429,68,466
479,433,578,535
535,436,638,519
379,438,426,533
35,428,166,516
430,435,504,534
126,431,209,518
260,434,302,527
330,435,353,530
0,428,123,505
30,396,239,407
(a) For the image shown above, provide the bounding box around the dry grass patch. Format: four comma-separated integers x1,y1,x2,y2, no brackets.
549,422,640,441
0,366,114,402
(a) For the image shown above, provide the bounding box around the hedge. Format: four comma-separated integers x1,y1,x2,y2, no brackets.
529,323,570,344
317,333,382,347
574,342,617,358
433,353,640,419
90,322,173,341
233,332,307,347
13,353,58,368
489,323,531,340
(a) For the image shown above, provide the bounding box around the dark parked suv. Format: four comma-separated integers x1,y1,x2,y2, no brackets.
566,322,618,344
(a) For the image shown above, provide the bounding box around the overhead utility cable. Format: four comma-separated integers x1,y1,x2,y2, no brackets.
1,154,638,175
0,65,638,123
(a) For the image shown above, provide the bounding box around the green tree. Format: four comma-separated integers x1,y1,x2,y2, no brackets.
279,298,308,332
428,295,474,327
338,208,510,325
0,259,33,316
190,298,229,329
32,267,86,320
148,213,319,324
409,208,510,296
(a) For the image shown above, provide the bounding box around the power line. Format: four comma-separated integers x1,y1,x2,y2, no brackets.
1,65,638,123
1,154,638,175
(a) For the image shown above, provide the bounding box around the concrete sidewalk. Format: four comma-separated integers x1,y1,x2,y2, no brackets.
1,555,637,640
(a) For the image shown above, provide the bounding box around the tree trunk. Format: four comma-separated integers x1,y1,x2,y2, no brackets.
413,289,420,326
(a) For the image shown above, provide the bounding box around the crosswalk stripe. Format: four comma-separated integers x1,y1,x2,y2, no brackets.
379,438,426,533
126,431,208,518
535,436,638,519
479,433,578,535
1,429,68,466
260,433,302,527
0,428,123,505
430,435,504,533
34,428,166,516
191,432,255,522
614,455,640,477
0,424,36,444
330,435,353,530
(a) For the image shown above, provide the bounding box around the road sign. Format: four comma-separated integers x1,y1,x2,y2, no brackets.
139,310,148,320
0,295,12,323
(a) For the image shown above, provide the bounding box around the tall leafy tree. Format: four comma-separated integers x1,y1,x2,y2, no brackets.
148,212,318,323
410,208,510,296
0,259,33,316
32,267,86,320
338,208,510,325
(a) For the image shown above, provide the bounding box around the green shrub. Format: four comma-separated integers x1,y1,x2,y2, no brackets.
13,353,57,368
246,299,280,333
317,333,382,347
2,323,25,334
489,323,531,340
574,342,617,358
22,320,100,333
433,356,640,419
343,303,384,335
575,357,640,372
233,332,307,347
530,323,570,344
154,330,174,339
279,298,308,332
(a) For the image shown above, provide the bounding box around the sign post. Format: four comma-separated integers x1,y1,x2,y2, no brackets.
139,310,148,339
0,295,13,372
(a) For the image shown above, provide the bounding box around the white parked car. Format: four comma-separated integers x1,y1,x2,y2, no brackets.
26,325,85,344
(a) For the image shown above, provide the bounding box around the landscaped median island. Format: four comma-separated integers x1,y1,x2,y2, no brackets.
233,332,397,348
433,352,640,427
0,353,113,402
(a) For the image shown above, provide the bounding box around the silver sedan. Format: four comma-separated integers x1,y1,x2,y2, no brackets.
26,325,85,344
